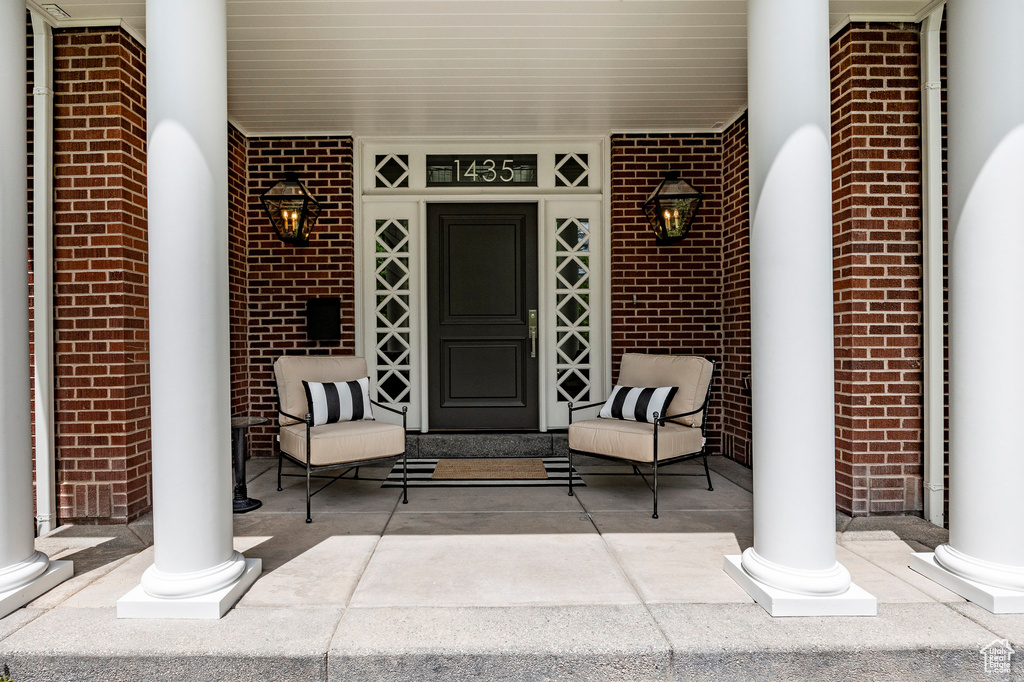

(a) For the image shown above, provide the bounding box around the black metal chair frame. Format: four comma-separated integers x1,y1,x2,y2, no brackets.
275,393,408,523
567,362,715,519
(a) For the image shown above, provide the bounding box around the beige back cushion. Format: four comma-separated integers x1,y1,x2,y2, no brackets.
618,354,713,427
274,356,369,425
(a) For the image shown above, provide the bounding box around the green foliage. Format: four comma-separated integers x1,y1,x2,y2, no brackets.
0,662,12,682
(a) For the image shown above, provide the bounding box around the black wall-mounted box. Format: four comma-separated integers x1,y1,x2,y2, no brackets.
305,297,341,341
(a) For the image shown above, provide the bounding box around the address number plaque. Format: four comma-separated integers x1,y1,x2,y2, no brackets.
426,154,538,187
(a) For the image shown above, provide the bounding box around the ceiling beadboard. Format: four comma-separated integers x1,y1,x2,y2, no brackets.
46,0,933,137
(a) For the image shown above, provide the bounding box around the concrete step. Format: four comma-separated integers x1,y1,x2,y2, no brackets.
1,603,1016,681
406,432,569,459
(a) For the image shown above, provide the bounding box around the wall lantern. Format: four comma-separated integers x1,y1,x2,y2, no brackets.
642,171,703,245
260,173,322,246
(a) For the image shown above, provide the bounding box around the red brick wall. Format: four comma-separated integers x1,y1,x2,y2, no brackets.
52,28,150,523
245,137,356,457
830,23,924,516
720,115,752,466
228,125,249,415
610,134,724,452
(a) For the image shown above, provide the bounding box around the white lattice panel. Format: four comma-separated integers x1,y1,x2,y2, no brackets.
554,217,592,403
373,218,413,404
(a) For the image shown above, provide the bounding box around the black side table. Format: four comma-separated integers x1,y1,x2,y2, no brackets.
231,416,268,513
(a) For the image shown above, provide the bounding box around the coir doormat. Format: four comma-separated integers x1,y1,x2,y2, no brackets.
382,457,584,488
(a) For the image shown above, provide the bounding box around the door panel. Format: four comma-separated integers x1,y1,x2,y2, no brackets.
428,203,538,429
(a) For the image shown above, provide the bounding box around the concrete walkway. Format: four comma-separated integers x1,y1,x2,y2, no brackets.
1,456,1021,681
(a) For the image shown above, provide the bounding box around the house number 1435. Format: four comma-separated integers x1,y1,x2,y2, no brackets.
453,158,515,183
425,154,538,187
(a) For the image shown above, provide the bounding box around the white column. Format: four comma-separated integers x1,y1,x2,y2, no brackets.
910,0,1024,614
117,0,259,619
723,0,875,616
0,0,71,619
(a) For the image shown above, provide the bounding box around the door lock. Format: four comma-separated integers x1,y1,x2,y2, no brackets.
528,309,538,358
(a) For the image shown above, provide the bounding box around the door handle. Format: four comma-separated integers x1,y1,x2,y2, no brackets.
528,309,538,358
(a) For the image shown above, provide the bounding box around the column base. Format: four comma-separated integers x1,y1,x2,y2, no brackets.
117,558,261,619
724,556,877,616
0,560,73,619
910,552,1024,614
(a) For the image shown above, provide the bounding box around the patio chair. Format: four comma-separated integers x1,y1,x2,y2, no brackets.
568,353,715,518
273,355,408,522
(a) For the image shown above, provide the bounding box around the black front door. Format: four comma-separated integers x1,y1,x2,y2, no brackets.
427,203,539,429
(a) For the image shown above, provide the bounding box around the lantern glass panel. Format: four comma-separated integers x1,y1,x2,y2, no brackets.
260,175,322,245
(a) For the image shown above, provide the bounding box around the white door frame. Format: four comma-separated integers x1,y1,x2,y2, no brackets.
356,138,610,432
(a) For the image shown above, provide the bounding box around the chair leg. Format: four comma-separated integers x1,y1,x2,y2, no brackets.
305,464,312,524
354,466,360,480
703,452,714,491
568,448,574,497
277,451,283,491
402,451,409,504
652,458,659,520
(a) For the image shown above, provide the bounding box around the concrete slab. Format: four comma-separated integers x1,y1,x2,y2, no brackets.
232,511,391,572
841,539,966,603
350,533,640,607
588,510,754,550
127,515,154,546
238,535,380,607
417,433,557,458
58,548,155,609
248,466,403,515
707,455,753,492
0,605,342,682
949,601,1024,648
330,604,671,682
845,514,949,550
392,483,586,513
603,532,753,604
27,554,135,610
385,510,596,535
651,602,1003,681
572,470,751,513
35,525,148,577
836,544,940,604
0,607,43,641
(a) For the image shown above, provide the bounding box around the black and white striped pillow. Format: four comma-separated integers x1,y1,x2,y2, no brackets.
599,385,678,423
301,377,374,426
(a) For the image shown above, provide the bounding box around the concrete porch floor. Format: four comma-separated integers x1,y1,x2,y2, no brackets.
1,456,1022,681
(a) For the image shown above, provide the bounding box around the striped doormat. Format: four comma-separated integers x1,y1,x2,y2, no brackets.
382,457,585,488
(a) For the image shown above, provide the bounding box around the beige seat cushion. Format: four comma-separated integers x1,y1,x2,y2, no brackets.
274,356,370,425
280,420,405,467
619,354,713,427
569,419,704,464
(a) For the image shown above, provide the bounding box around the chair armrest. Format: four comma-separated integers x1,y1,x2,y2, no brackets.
279,409,309,424
370,399,407,417
659,401,708,425
568,400,605,414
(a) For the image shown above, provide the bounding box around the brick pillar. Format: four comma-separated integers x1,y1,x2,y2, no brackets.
52,28,150,523
830,23,924,517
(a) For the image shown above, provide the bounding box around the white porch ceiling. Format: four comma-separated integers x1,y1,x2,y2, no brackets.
40,0,936,137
